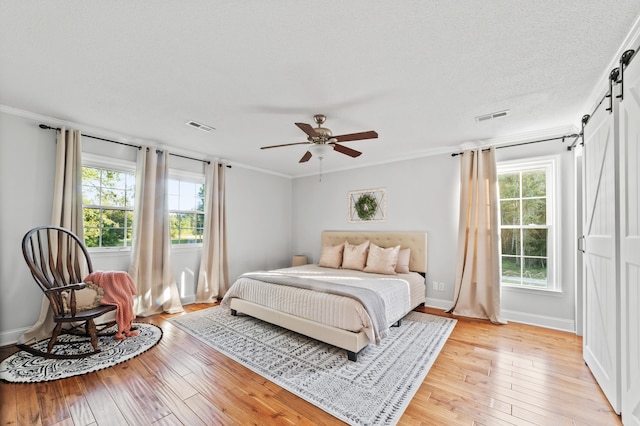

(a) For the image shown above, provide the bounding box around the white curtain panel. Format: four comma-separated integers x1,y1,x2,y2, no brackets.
19,128,85,344
196,160,229,301
129,147,183,316
51,128,84,235
449,146,506,324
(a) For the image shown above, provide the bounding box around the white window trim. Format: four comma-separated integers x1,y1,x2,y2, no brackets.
168,168,205,183
497,155,560,292
83,152,136,174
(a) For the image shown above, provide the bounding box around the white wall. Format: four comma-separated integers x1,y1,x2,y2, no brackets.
225,164,292,281
292,140,577,331
0,110,292,344
292,156,460,304
0,112,57,344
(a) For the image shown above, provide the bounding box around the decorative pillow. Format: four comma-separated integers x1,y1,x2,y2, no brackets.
364,244,401,275
318,242,345,269
342,240,370,270
395,248,411,274
61,282,104,314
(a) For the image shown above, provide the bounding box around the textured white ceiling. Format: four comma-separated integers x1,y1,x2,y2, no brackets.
1,1,639,176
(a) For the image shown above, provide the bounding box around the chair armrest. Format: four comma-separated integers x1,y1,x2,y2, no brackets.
46,283,90,316
46,282,87,294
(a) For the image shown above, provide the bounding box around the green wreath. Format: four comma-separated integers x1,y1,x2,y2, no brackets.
354,193,378,220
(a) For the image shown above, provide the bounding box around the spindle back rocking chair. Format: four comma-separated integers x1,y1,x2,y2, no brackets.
20,226,116,359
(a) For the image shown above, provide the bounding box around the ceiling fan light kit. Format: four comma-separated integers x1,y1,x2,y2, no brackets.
260,114,379,163
309,143,332,159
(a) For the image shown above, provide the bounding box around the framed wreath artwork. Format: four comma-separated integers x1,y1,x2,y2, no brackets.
348,188,386,223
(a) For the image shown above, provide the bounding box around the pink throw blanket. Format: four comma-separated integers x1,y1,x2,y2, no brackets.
84,271,138,340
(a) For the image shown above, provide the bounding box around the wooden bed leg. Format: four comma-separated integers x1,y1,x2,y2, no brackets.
347,351,358,362
231,309,237,316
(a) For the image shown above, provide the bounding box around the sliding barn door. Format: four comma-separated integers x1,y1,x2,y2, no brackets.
582,97,620,414
619,54,640,425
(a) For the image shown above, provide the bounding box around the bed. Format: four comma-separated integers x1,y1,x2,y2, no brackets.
221,231,427,361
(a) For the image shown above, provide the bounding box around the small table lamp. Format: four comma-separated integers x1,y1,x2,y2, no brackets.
292,255,308,267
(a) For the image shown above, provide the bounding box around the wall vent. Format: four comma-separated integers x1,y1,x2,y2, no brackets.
475,109,510,122
186,120,215,132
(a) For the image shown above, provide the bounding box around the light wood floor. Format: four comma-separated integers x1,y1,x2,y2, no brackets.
0,304,621,426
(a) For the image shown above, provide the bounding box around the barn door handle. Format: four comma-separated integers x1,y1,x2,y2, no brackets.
577,236,585,253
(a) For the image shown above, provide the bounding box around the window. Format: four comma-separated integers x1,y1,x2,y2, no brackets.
82,166,135,248
498,157,557,290
168,178,205,245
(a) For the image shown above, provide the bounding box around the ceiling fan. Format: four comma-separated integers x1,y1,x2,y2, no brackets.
260,114,378,163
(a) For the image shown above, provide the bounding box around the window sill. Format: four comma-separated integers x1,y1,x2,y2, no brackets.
501,284,563,296
88,247,131,256
88,245,203,254
171,244,203,252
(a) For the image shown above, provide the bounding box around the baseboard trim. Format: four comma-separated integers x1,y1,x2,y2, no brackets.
425,298,575,333
1,299,576,347
425,297,453,311
501,309,575,333
180,295,196,305
0,327,29,347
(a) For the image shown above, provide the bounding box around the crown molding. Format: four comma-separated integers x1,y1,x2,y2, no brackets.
3,103,575,180
293,125,578,179
0,104,154,145
0,104,292,179
293,144,455,179
226,161,292,179
468,125,580,150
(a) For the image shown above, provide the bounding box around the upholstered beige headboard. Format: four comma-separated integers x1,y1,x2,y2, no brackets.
321,231,428,273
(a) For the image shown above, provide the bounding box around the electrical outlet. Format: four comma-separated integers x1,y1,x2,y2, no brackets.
438,282,445,291
432,281,438,291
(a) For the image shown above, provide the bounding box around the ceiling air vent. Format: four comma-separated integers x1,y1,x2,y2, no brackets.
475,109,510,122
186,120,215,132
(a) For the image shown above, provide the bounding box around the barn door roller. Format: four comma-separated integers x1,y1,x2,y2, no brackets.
606,67,620,113
616,49,636,102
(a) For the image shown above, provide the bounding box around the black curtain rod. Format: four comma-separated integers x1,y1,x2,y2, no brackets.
153,149,229,167
450,133,579,157
568,44,639,151
39,124,226,166
39,124,142,150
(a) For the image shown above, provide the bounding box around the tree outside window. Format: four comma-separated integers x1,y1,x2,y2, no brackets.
168,179,205,245
498,161,554,290
82,167,135,248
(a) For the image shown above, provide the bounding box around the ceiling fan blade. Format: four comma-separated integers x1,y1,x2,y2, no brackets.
332,130,378,143
295,122,319,137
261,141,310,150
332,143,362,158
299,151,312,163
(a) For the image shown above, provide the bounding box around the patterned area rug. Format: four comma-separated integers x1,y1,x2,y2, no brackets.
170,307,456,425
0,323,162,383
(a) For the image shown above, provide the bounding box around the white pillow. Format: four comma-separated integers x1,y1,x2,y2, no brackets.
61,282,104,314
342,240,370,271
318,242,345,269
364,243,400,275
395,248,411,274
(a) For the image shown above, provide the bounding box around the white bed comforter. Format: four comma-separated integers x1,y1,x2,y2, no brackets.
221,264,426,343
